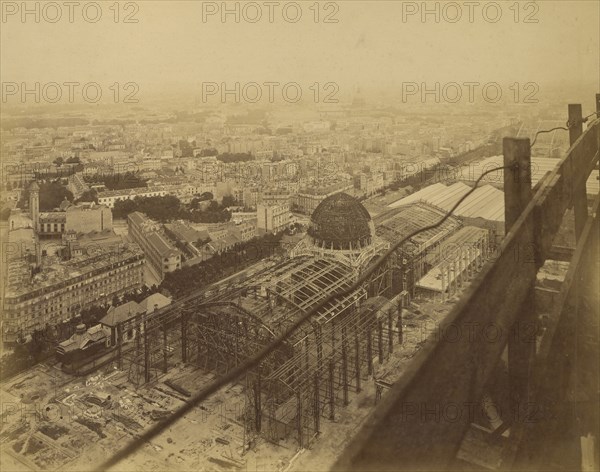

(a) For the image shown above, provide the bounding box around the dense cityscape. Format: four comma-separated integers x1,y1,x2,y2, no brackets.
1,1,598,471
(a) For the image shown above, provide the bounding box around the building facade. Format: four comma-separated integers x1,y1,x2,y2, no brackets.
257,204,291,234
128,212,182,280
65,203,113,234
2,247,145,343
294,183,354,215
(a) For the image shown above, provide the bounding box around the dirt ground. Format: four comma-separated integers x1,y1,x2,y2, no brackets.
0,294,455,472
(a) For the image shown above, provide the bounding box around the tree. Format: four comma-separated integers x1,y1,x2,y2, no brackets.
39,181,74,211
113,195,183,221
179,140,194,158
200,148,218,157
75,189,98,204
221,195,236,207
53,157,64,167
190,198,201,210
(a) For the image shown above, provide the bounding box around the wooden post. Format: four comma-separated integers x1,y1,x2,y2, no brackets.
504,138,533,229
572,98,598,464
503,137,536,421
568,104,588,241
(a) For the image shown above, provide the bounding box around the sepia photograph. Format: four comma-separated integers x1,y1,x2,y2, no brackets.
0,1,598,471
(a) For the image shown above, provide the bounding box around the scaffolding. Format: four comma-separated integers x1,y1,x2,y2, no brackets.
114,249,395,448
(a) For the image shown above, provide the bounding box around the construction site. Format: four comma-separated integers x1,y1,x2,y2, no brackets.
0,191,492,471
2,106,599,472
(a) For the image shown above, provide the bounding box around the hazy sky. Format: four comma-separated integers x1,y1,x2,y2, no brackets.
1,1,598,102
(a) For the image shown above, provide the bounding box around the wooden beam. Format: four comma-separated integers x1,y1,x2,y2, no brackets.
503,138,536,422
569,104,588,240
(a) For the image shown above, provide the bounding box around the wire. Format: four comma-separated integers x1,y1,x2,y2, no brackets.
530,126,568,149
96,163,515,472
530,111,599,149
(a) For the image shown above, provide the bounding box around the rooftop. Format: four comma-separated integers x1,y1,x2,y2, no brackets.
100,301,143,327
388,182,505,223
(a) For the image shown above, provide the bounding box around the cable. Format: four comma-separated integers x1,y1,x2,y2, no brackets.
582,111,600,122
530,111,599,149
96,163,515,472
530,126,568,149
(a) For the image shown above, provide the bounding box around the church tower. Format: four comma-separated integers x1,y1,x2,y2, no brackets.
29,181,39,233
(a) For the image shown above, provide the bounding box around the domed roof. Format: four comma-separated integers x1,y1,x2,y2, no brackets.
308,193,372,249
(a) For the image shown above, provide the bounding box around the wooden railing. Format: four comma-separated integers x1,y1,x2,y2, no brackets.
332,95,600,471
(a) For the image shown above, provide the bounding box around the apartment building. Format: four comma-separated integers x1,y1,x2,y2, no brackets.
128,212,182,280
2,246,145,343
294,182,354,215
257,204,291,234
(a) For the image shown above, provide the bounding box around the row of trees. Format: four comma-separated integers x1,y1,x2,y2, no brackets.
160,232,284,299
53,156,81,166
113,194,181,220
112,194,232,223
